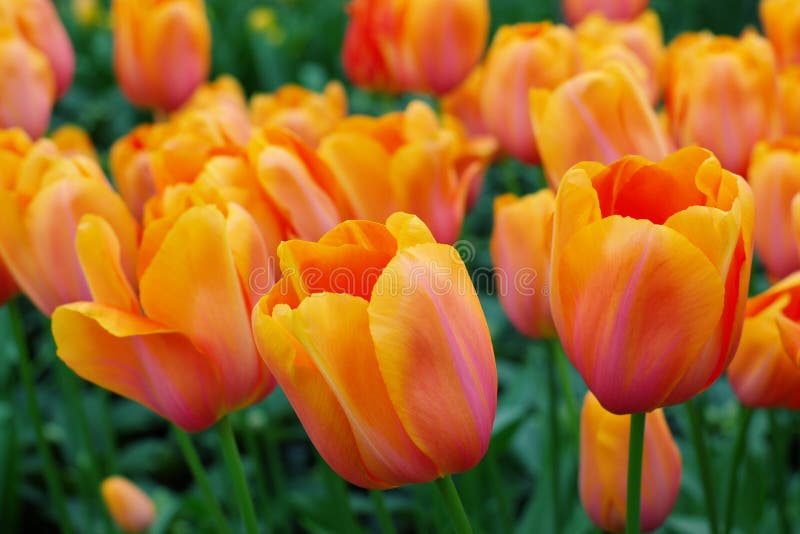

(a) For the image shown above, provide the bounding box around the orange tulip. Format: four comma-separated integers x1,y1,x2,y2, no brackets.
761,0,800,68
550,147,754,414
2,0,74,98
665,30,780,176
748,138,800,280
575,10,664,104
250,81,347,148
563,0,649,25
318,100,495,243
112,0,211,111
50,125,99,162
252,213,496,489
342,0,489,94
490,191,555,339
0,131,139,316
727,274,800,409
481,22,579,163
530,63,672,189
0,29,55,139
101,476,156,533
441,66,492,140
779,67,800,137
580,392,681,533
53,203,275,431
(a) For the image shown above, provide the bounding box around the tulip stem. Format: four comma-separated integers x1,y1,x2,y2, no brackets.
768,410,791,534
9,301,73,534
546,339,561,531
722,405,752,534
370,490,396,534
552,340,579,435
173,426,232,534
685,399,719,534
433,476,473,534
626,412,646,534
217,416,260,534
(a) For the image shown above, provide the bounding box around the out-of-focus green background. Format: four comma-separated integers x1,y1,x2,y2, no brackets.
2,1,789,533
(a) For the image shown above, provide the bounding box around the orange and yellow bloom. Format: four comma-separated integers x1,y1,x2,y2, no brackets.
252,213,497,488
550,147,754,414
760,0,800,68
101,476,156,533
563,0,649,25
580,392,681,533
779,67,800,137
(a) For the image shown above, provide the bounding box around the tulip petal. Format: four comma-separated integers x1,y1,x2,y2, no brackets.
52,303,222,431
225,202,274,310
369,243,496,473
386,212,437,249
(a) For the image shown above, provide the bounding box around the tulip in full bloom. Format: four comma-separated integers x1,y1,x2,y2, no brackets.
580,392,681,532
53,205,276,431
530,63,672,188
779,67,800,137
318,100,495,243
101,476,156,533
112,0,211,111
250,82,347,148
481,22,579,163
342,0,489,94
0,30,55,138
252,213,497,488
665,30,780,175
0,130,139,316
490,191,555,339
563,0,649,25
760,0,800,68
727,274,800,409
748,138,800,280
550,147,754,414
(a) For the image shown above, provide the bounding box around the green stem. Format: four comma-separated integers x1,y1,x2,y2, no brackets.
217,416,260,534
722,406,752,534
768,410,791,534
98,389,117,473
321,461,362,534
685,399,719,534
626,413,646,534
485,447,513,534
369,490,396,534
546,339,561,531
238,412,273,531
10,301,73,534
173,426,231,534
552,340,579,433
433,476,473,534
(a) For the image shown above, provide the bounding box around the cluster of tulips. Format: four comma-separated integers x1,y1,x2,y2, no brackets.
2,0,800,532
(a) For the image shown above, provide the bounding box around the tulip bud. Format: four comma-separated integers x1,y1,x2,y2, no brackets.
490,191,555,339
779,67,800,137
580,392,681,533
530,63,671,188
481,22,579,163
760,0,800,68
550,147,754,414
563,0,649,25
748,138,800,280
101,476,156,533
50,125,99,162
112,0,211,111
252,213,497,488
727,274,800,409
665,30,780,175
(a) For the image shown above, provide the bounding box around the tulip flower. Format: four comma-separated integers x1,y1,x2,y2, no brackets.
250,81,347,148
252,213,496,488
575,10,665,104
53,203,275,431
342,0,489,94
112,0,211,111
0,132,139,316
779,67,800,137
530,63,672,189
101,476,156,533
2,0,75,97
580,392,681,533
563,0,649,25
748,138,800,280
441,66,493,140
760,0,800,68
481,22,579,163
50,125,99,162
550,147,754,414
665,30,780,176
490,191,555,339
173,76,252,145
0,30,55,139
727,274,800,409
318,100,495,243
